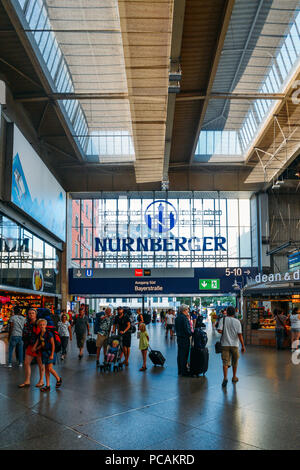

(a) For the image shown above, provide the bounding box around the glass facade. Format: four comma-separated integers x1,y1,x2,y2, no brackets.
71,194,252,269
0,213,60,293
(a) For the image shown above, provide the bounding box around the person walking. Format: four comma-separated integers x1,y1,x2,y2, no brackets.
165,309,175,338
74,307,90,359
113,306,131,366
95,307,113,367
174,304,192,376
290,307,300,351
57,313,72,360
210,310,217,329
217,305,246,387
273,309,289,350
32,319,62,392
139,323,149,371
18,308,44,388
7,306,26,368
136,308,144,328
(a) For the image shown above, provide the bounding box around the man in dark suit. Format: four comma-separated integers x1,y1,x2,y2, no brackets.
175,304,192,376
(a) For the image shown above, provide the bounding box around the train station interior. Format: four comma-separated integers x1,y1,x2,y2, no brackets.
0,0,300,452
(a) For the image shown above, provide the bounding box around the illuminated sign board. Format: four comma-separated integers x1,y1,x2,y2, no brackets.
69,267,257,296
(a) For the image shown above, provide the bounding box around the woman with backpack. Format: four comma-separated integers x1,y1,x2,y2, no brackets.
18,308,44,389
32,318,62,392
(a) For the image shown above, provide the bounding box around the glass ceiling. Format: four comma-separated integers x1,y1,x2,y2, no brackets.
195,0,300,162
15,0,135,163
13,0,174,179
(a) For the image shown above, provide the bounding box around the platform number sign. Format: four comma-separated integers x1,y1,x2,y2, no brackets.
199,279,220,290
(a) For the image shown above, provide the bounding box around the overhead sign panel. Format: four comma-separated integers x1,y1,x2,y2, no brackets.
69,267,257,296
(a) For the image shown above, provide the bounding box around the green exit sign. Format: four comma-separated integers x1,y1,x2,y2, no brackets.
199,279,220,290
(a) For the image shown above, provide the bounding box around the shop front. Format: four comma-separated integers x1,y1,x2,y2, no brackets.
0,212,61,329
243,279,300,347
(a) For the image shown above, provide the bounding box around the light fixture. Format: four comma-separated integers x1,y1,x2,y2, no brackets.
232,280,240,290
169,61,182,82
168,82,181,93
161,179,169,190
295,171,300,178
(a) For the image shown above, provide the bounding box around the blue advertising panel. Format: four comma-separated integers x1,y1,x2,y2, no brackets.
288,252,300,272
69,267,257,296
11,125,66,241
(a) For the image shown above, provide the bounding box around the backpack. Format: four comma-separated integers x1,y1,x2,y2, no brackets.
46,326,62,353
94,312,105,335
195,315,205,329
192,328,208,349
143,313,151,325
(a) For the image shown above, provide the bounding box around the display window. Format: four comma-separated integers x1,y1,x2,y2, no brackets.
0,213,61,294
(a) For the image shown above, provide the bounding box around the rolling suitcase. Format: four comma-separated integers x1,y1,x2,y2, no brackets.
189,347,209,376
148,346,165,367
86,336,97,355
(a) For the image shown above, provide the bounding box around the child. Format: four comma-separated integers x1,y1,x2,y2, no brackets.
139,323,149,371
105,340,119,362
33,319,62,392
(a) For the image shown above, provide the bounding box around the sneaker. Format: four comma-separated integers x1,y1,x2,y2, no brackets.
61,355,65,361
18,363,23,367
222,379,228,388
7,364,12,368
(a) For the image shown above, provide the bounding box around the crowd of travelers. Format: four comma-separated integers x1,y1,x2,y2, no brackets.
5,302,299,390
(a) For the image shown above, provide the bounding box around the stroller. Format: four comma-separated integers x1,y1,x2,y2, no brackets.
99,335,124,372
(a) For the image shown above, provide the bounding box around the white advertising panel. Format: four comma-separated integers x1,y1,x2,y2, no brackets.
11,125,66,241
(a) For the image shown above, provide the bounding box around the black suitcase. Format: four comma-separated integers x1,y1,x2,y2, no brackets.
189,347,209,376
148,347,165,366
86,337,97,355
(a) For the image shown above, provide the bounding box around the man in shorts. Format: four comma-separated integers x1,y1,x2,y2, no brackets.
217,306,245,387
74,307,90,359
95,307,113,367
165,309,175,338
113,307,131,366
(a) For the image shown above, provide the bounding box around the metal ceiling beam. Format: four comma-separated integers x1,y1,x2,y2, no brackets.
163,0,186,181
14,92,129,102
14,91,287,103
1,0,84,163
188,0,236,165
177,92,286,101
0,57,43,90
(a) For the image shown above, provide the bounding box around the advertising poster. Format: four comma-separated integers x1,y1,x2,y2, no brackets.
11,125,66,241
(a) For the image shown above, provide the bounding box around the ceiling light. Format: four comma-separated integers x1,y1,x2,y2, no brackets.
272,184,280,189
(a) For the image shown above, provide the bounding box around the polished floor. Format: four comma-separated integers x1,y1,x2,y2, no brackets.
0,321,300,450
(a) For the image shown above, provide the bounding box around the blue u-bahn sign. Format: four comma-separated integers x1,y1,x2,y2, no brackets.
69,267,257,296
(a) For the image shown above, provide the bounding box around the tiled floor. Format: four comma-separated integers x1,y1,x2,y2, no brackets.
0,321,299,450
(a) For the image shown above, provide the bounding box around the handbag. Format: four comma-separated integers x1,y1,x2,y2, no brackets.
215,316,225,354
277,314,289,337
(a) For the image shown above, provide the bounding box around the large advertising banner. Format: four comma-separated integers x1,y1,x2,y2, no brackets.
11,125,66,241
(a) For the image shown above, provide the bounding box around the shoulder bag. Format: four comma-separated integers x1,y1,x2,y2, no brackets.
215,316,225,354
